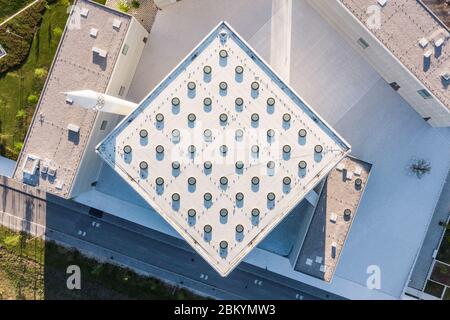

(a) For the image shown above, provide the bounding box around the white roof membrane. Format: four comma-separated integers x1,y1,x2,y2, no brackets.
97,22,350,276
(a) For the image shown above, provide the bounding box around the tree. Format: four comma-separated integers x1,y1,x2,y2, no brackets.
409,158,431,179
131,0,140,8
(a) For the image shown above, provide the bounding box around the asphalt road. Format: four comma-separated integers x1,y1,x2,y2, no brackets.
40,194,343,300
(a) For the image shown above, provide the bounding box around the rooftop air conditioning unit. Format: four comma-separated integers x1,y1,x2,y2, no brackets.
67,123,80,134
92,47,108,58
424,50,432,59
419,38,428,48
435,38,444,48
113,19,122,30
80,8,89,18
90,28,98,38
47,167,57,178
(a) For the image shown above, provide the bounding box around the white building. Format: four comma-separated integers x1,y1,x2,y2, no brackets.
12,0,450,299
14,0,148,198
95,21,351,276
307,0,450,127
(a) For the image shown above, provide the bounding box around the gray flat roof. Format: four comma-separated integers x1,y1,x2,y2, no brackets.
341,0,450,112
13,0,131,197
295,156,372,282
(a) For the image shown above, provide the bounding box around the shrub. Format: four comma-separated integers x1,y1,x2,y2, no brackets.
34,67,47,79
53,27,63,38
131,0,140,8
27,94,39,105
118,0,130,12
15,109,26,120
13,142,23,155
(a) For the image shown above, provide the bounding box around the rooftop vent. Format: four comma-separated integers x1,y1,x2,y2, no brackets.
203,65,212,74
90,28,98,38
172,161,180,170
113,19,122,30
419,38,428,48
156,113,164,122
41,161,49,174
204,97,212,106
55,179,64,190
204,161,212,170
172,97,180,106
155,177,164,186
204,225,212,233
123,145,132,154
434,38,444,48
67,123,80,134
47,167,57,178
92,47,108,58
219,49,228,58
80,8,89,18
298,129,307,138
188,81,196,90
140,161,148,170
172,193,180,202
139,129,148,138
22,154,40,176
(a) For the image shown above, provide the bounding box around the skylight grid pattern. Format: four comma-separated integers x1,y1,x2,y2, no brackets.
97,22,350,276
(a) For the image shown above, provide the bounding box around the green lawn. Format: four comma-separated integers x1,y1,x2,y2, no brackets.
0,225,201,300
0,0,35,23
0,0,70,159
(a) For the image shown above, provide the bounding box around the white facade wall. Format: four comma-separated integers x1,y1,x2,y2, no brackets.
69,18,149,198
106,18,149,99
306,0,450,127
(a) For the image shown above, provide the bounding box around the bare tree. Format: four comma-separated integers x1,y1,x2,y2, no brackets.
409,158,431,179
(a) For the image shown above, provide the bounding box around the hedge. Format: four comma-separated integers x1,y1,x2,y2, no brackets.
0,0,46,74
